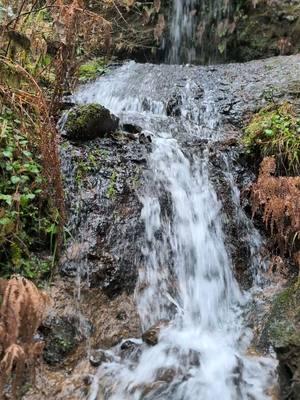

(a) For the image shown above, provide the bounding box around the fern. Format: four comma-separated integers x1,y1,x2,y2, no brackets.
0,276,50,399
251,157,300,263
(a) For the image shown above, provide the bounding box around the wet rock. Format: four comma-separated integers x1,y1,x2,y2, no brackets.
89,349,114,367
40,315,86,365
122,123,142,134
60,135,145,297
142,320,170,346
263,279,300,399
166,94,182,117
63,104,119,141
139,132,152,144
120,340,142,360
155,367,177,383
83,374,93,385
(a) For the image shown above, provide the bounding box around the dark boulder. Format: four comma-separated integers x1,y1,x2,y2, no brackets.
63,104,119,141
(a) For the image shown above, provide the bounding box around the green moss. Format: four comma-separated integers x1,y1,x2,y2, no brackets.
78,58,107,82
268,279,300,348
65,104,101,133
243,102,300,174
64,104,118,141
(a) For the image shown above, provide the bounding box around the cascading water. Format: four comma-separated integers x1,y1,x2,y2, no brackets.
72,62,277,399
167,0,234,64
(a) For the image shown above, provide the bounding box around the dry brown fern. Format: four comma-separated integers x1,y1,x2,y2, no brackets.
251,157,300,261
49,0,112,111
0,276,51,399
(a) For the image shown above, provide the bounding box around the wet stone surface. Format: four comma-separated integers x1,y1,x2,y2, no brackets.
60,133,148,297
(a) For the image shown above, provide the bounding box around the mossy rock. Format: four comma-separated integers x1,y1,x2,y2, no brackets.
266,279,300,399
268,280,300,348
63,104,119,141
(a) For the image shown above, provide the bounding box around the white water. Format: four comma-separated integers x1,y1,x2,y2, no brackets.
73,63,277,399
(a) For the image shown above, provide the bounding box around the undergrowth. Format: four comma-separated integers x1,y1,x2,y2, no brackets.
243,102,300,175
0,107,59,280
78,58,107,82
251,157,300,259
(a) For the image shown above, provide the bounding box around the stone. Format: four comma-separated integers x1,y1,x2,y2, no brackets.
142,320,170,346
120,340,142,361
89,349,114,367
63,104,119,141
122,123,142,134
40,315,87,365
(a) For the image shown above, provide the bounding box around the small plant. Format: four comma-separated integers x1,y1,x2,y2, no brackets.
78,58,107,82
107,170,117,199
243,102,300,175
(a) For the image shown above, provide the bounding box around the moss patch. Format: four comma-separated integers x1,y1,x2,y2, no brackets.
267,279,300,348
243,102,300,174
78,58,107,82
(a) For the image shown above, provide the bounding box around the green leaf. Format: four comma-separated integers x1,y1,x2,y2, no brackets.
264,129,273,137
0,217,12,225
2,149,13,158
0,194,13,205
11,176,21,184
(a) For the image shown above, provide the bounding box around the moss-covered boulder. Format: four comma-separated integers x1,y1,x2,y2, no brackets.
63,104,119,141
266,279,300,399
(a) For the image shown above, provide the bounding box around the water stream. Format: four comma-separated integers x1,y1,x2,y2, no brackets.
72,62,277,399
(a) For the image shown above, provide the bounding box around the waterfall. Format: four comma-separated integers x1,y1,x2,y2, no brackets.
72,62,277,399
167,0,234,64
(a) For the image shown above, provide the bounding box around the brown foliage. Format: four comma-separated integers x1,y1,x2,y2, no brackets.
251,157,300,263
49,0,112,111
0,276,50,399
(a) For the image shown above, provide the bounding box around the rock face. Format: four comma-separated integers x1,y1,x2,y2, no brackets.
264,280,300,399
63,104,119,141
229,0,300,62
60,132,148,297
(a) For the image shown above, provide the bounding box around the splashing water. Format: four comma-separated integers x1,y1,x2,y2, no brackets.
72,62,277,400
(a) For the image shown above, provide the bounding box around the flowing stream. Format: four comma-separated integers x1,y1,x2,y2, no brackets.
72,62,277,399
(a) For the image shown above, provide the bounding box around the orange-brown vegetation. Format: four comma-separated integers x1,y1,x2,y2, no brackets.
0,276,50,399
251,157,300,267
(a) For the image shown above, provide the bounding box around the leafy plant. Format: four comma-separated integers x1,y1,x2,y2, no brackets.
107,170,117,199
0,107,59,280
243,102,300,175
